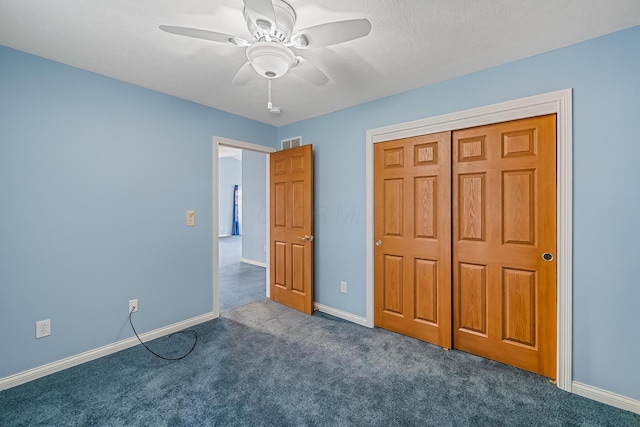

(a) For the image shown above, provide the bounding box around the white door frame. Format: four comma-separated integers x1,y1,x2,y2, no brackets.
365,89,573,392
213,136,276,318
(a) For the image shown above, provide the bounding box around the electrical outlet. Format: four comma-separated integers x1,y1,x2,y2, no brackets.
35,319,50,339
129,299,138,313
340,281,347,293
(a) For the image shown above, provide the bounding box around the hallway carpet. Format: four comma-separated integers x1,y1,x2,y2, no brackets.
219,235,266,312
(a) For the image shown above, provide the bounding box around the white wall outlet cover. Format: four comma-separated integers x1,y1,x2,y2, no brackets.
35,319,51,338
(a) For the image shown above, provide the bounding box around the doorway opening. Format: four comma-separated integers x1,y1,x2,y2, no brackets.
213,137,276,317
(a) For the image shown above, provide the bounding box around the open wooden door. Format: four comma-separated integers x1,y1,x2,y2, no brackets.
270,145,314,314
374,132,452,348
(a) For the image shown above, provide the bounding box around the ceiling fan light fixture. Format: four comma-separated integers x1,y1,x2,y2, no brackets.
246,42,295,79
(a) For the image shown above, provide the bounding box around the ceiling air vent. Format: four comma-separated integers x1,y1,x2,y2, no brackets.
281,136,302,150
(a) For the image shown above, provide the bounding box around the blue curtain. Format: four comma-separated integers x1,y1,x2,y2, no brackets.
231,184,240,235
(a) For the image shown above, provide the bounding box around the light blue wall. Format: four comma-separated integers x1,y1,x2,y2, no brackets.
278,26,640,400
218,157,242,236
2,23,640,402
241,150,267,264
0,46,276,379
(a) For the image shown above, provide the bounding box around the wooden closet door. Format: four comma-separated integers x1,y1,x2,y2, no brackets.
452,114,557,378
374,132,452,348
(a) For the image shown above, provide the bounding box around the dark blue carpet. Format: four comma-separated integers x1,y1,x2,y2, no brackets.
1,299,638,426
219,235,266,312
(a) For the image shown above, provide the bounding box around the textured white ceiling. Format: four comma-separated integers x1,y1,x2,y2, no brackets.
1,0,639,126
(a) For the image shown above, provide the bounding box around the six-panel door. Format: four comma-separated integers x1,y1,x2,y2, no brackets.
270,144,314,315
374,132,452,348
452,115,557,378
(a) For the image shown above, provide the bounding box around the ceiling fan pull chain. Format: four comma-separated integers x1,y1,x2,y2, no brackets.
267,78,273,110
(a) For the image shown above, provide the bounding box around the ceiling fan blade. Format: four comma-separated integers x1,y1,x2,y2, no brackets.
232,62,256,86
243,0,277,29
292,19,372,48
292,57,329,86
159,25,247,45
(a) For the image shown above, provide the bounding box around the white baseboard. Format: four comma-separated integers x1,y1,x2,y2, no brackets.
313,302,369,327
0,311,217,391
572,381,640,415
240,258,267,268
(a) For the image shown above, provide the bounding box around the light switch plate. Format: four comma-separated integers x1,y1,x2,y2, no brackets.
186,210,195,226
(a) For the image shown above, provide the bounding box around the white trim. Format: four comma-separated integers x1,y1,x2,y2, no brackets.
265,154,272,298
572,382,640,415
0,312,216,391
313,303,369,327
556,91,573,392
218,137,277,153
213,141,220,318
365,89,573,392
213,136,276,313
241,258,267,268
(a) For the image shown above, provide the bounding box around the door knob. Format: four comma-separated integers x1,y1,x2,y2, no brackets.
375,239,382,246
297,234,314,242
542,252,554,261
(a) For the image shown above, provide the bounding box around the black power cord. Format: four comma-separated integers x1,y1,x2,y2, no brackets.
128,308,198,361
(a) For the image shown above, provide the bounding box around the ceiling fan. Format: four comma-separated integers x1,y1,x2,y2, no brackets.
159,0,372,88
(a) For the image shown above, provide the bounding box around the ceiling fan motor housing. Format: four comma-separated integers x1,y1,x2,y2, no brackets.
244,0,296,43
